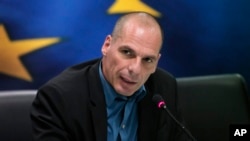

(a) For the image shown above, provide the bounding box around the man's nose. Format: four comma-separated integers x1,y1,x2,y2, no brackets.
128,58,142,74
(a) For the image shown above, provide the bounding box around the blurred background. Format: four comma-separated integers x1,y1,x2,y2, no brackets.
0,0,249,95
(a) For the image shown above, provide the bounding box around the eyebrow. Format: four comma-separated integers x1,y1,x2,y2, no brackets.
120,45,134,53
145,55,157,60
120,45,158,60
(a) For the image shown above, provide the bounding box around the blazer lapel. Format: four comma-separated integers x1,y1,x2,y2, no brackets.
88,60,107,141
138,80,159,141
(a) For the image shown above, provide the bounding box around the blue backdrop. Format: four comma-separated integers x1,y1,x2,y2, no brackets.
0,0,250,92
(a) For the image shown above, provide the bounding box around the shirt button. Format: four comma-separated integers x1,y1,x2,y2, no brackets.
121,124,126,129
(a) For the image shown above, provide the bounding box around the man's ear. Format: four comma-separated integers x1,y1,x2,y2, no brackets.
158,53,161,60
101,35,112,56
152,53,161,73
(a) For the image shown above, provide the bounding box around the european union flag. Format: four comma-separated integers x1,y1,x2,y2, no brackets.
1,0,250,91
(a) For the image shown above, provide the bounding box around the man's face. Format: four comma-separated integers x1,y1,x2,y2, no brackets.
101,24,162,96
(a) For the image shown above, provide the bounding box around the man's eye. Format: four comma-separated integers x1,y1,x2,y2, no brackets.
122,50,131,55
144,58,153,63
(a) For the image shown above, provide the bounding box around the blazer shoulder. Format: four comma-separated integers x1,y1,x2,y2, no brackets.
145,68,177,97
151,67,176,83
40,58,101,92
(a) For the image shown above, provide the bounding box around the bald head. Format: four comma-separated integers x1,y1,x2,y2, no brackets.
111,12,163,46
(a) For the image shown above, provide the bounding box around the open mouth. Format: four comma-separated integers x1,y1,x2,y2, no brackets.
120,76,137,85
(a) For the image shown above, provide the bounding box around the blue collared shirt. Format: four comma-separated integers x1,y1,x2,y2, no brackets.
99,63,146,141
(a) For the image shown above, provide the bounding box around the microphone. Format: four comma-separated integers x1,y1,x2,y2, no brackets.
152,94,197,141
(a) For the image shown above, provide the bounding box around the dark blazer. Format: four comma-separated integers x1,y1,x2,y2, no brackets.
31,58,190,141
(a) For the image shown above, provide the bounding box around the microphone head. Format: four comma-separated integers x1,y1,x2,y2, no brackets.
152,94,166,109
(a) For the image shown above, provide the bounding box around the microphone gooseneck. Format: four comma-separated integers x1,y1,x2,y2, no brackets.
152,94,197,141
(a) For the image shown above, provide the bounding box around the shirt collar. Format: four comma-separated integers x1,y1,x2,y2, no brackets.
98,62,146,105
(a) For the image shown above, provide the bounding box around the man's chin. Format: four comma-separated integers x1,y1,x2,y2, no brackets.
115,88,135,97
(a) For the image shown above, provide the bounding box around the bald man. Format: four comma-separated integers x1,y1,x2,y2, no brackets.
31,12,192,141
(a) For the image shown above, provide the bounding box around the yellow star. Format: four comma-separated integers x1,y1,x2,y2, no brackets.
0,25,60,82
107,0,161,17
